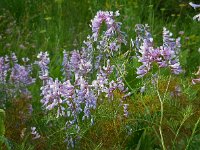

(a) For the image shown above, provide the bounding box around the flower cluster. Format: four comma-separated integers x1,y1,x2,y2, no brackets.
90,10,125,42
10,53,35,93
82,10,127,71
0,53,35,104
0,56,9,84
38,52,128,119
36,11,129,148
134,24,182,78
37,51,129,148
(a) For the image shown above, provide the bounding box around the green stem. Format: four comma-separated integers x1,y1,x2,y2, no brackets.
0,109,5,149
185,116,200,150
172,114,192,149
156,73,172,150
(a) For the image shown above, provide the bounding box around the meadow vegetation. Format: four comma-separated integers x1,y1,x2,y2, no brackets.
0,0,200,149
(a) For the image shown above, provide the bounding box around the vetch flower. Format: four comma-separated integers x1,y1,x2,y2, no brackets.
140,85,146,93
134,24,182,78
36,52,50,81
189,2,200,9
0,56,9,84
31,127,40,140
0,53,35,99
36,11,130,148
123,104,129,117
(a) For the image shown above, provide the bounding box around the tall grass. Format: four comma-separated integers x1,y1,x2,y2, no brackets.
0,0,200,149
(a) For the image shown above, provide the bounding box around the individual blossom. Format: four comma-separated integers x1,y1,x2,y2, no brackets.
179,31,184,35
31,127,41,140
36,52,50,81
140,85,146,93
192,78,200,84
192,66,200,84
189,2,200,9
10,52,18,63
123,104,129,117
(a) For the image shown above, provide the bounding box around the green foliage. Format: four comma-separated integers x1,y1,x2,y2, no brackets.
0,0,200,149
0,109,5,136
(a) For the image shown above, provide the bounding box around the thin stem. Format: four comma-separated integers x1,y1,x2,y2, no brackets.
185,116,200,150
114,60,134,92
156,74,166,150
163,75,171,101
172,114,192,149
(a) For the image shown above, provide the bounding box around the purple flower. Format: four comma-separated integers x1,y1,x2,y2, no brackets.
0,56,9,83
134,24,182,77
36,11,130,148
88,10,126,56
0,53,35,98
36,52,50,81
140,85,146,93
31,127,40,140
10,64,35,85
123,104,129,117
40,78,66,118
11,52,18,63
189,2,200,9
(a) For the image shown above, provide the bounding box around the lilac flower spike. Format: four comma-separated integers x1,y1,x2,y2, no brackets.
0,56,9,83
37,11,129,148
10,64,35,85
91,11,119,40
36,52,50,80
123,104,129,117
40,78,66,118
90,10,126,44
161,27,182,74
134,24,182,78
0,53,35,98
